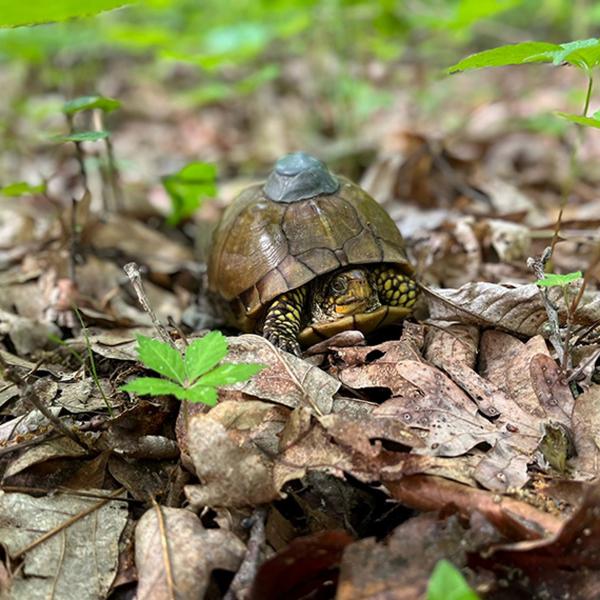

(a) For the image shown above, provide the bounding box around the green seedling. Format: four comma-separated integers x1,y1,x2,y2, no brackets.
427,560,479,600
449,38,600,130
536,271,583,288
121,331,264,406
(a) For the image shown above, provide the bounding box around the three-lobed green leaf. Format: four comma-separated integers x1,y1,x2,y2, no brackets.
427,560,479,600
122,332,264,407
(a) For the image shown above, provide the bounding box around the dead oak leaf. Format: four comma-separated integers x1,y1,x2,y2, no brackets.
135,506,245,600
425,282,600,338
185,415,279,508
221,334,339,415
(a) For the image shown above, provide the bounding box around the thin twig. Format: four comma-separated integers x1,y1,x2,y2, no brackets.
66,114,89,196
124,262,174,347
0,354,88,450
224,507,267,600
527,248,565,365
151,498,176,600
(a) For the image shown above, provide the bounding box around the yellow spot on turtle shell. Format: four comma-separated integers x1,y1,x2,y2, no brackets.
399,283,408,293
384,280,392,291
408,290,416,299
392,290,400,300
399,294,407,305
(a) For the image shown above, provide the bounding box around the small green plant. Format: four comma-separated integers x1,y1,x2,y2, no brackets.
121,331,264,406
427,560,479,600
161,161,217,226
449,38,600,125
535,270,583,287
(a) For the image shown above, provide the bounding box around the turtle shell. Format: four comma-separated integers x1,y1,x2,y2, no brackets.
208,165,414,335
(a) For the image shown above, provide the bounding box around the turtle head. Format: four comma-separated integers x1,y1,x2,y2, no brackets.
263,151,340,203
320,268,380,320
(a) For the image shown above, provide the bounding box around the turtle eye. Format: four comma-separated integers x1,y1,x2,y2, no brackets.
330,278,347,294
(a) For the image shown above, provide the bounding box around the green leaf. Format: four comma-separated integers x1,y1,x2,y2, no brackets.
427,560,479,600
135,335,185,384
179,386,218,406
63,95,121,115
162,161,217,226
120,377,188,399
195,363,265,387
0,0,132,28
184,331,228,382
536,271,583,287
0,181,46,197
556,112,600,129
52,131,110,143
448,38,600,75
551,39,600,71
448,41,560,73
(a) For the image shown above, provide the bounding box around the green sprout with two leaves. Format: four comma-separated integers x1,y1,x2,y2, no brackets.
121,331,264,407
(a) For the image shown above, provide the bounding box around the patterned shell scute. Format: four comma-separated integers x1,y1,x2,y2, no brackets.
208,177,411,321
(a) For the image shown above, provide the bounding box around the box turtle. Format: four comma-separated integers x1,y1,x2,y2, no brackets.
208,152,418,355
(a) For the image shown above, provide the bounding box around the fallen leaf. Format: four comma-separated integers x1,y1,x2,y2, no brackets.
135,506,245,600
0,492,128,600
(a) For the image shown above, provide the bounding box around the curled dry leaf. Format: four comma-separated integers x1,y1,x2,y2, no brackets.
135,506,246,600
483,218,531,263
4,436,89,479
185,414,280,508
384,475,562,540
490,480,600,571
251,530,352,600
82,214,194,275
426,282,600,338
570,384,600,479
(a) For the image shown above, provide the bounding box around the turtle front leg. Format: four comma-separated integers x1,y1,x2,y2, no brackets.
262,286,307,356
372,265,419,308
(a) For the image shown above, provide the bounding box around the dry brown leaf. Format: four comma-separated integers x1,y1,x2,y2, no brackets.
319,413,424,458
336,513,483,600
222,334,339,415
372,360,501,457
135,506,245,600
571,385,600,479
384,475,563,539
426,282,600,337
185,415,280,508
424,323,479,369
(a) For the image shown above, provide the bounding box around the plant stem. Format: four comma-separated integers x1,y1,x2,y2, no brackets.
583,74,593,117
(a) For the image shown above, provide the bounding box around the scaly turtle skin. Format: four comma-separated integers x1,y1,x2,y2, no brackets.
208,152,418,355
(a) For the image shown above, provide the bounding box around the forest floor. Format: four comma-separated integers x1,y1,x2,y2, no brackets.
1,58,600,599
